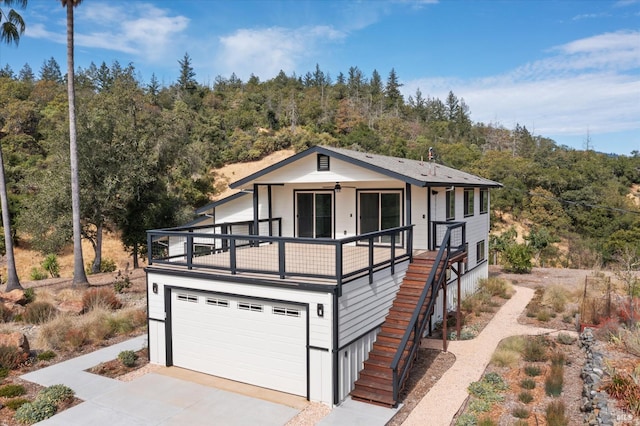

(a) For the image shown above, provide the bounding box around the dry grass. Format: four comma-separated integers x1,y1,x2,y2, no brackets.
35,307,146,351
9,231,132,282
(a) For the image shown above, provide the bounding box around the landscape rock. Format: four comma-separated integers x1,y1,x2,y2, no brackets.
580,328,617,426
0,289,26,305
57,300,85,315
0,332,30,354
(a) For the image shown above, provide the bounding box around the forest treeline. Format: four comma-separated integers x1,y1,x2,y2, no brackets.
0,55,638,272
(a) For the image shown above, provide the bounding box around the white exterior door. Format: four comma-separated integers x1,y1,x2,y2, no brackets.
170,289,307,396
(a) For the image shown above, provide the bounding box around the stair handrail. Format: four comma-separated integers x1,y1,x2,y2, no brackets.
390,222,464,403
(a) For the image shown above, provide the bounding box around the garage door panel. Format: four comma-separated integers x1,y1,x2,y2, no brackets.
171,290,307,396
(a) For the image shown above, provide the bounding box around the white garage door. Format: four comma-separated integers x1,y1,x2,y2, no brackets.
171,290,307,397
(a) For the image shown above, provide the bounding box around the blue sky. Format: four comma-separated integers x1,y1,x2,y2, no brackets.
1,0,639,155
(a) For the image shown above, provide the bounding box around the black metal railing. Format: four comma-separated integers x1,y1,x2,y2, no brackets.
432,221,466,250
390,222,466,403
147,220,413,294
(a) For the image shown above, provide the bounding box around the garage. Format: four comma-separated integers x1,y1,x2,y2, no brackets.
170,289,308,397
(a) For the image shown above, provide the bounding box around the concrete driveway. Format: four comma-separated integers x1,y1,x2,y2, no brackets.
21,336,300,426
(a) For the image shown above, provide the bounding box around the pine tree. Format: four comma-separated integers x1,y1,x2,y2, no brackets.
177,52,196,92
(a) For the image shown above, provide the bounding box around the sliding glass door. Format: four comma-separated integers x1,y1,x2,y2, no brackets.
359,191,402,244
296,192,333,238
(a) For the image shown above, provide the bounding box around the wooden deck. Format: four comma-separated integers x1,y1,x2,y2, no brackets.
153,242,410,285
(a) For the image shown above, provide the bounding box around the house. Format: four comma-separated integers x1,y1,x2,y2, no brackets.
145,145,502,407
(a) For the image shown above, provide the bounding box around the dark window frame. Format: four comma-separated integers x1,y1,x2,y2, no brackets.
464,188,474,217
480,188,489,214
446,189,455,221
476,240,486,263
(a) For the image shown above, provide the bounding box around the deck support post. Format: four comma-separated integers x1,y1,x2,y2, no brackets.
457,263,462,339
442,282,448,352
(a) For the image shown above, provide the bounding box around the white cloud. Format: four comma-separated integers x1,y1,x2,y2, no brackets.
403,30,640,142
217,26,347,80
26,3,189,63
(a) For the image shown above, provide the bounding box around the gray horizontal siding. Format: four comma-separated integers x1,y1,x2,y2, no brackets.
337,261,408,347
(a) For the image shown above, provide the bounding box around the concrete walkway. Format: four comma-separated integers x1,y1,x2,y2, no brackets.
402,286,573,426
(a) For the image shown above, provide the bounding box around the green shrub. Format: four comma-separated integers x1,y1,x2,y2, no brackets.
520,378,536,390
477,418,497,426
483,372,508,391
551,351,566,366
545,400,569,426
0,366,9,378
556,333,576,345
118,350,138,368
518,391,533,404
0,345,26,369
449,325,479,341
29,267,47,281
512,406,530,419
100,258,117,273
5,398,30,410
536,308,551,322
490,349,519,367
23,288,35,304
455,413,478,426
0,384,26,397
524,365,542,377
543,285,568,313
468,398,491,413
82,288,121,312
523,336,548,362
14,399,57,424
36,384,75,405
36,350,56,362
502,243,533,274
113,276,132,293
23,301,57,324
478,277,512,299
545,363,564,396
41,254,60,278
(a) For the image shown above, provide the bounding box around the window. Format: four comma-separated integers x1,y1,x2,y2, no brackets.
296,192,333,238
317,154,330,171
446,189,455,221
177,293,198,303
359,191,402,244
480,188,489,214
206,297,229,307
238,302,263,312
273,307,300,317
476,240,486,263
464,188,474,217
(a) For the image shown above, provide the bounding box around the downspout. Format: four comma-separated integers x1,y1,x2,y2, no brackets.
332,287,340,405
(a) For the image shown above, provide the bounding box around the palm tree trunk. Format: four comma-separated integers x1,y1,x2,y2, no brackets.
66,1,87,286
0,144,22,291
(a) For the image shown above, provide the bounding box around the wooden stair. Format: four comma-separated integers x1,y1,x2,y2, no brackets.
350,253,441,407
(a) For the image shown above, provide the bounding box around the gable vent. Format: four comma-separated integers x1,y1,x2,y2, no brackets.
317,154,330,171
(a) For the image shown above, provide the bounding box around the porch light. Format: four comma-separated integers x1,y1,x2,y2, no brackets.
334,183,341,192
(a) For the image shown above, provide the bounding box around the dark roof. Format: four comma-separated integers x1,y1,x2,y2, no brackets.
230,145,502,189
195,191,250,215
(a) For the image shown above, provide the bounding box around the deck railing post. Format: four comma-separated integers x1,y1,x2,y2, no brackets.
147,232,153,265
186,232,193,270
278,240,286,279
230,238,237,274
390,232,396,275
368,237,374,284
336,242,343,297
